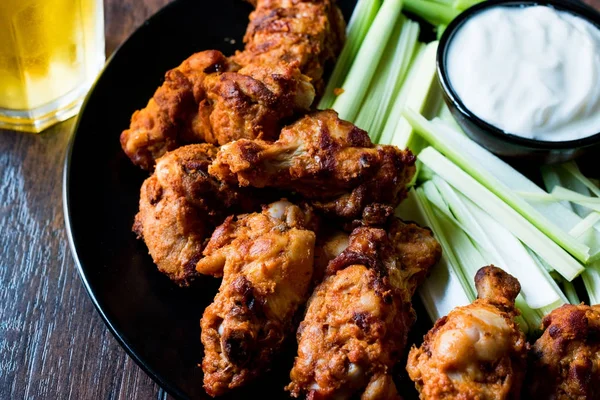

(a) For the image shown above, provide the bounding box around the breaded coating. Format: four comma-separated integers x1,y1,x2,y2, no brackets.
528,304,600,400
132,144,260,286
121,51,315,170
196,198,318,277
121,0,346,171
287,218,441,399
201,62,314,145
407,266,529,400
233,0,346,94
200,200,318,397
209,110,416,220
121,51,234,170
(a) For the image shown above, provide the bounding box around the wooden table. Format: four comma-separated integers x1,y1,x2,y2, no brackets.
1,0,599,398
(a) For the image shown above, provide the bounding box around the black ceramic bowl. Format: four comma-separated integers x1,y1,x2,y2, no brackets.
437,0,600,164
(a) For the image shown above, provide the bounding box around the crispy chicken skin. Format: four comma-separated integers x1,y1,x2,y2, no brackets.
196,199,318,277
209,110,416,220
121,51,233,170
527,304,600,400
200,200,317,396
233,0,346,94
287,218,441,399
201,62,315,145
133,144,261,286
121,0,345,170
120,51,315,170
406,266,529,400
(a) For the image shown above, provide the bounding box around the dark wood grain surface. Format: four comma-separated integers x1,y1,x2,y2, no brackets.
0,0,599,399
0,2,175,399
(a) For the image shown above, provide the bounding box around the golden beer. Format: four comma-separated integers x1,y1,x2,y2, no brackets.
0,0,104,132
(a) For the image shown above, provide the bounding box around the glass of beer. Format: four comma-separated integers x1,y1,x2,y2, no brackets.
0,0,105,133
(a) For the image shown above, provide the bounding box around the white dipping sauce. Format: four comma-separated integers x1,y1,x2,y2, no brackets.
446,5,600,142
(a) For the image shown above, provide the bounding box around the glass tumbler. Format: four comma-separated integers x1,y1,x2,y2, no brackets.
0,0,105,133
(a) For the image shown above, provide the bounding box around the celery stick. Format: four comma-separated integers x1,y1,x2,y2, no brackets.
582,266,600,304
422,179,493,283
427,119,590,235
540,165,600,303
319,0,381,110
413,187,475,298
404,186,532,330
436,105,463,132
582,230,600,254
589,252,600,264
435,178,563,327
331,0,403,122
540,165,600,258
422,181,490,250
515,191,557,203
540,166,577,212
431,118,600,264
453,0,485,11
517,299,540,333
404,110,591,262
527,248,555,274
541,165,593,218
431,207,485,296
437,24,447,40
463,197,568,308
353,13,405,132
432,176,567,309
570,213,600,238
378,44,426,145
563,162,600,198
551,187,600,212
417,161,435,183
562,280,581,305
396,190,472,321
436,103,453,123
552,187,600,204
370,19,419,140
425,189,504,303
422,180,535,330
387,42,440,152
404,0,461,25
418,147,585,280
418,252,470,321
428,177,501,265
355,18,419,142
515,189,600,214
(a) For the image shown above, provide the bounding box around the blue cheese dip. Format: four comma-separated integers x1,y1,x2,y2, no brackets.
446,5,600,142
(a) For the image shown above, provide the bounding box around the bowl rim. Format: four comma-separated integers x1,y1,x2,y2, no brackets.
437,0,600,151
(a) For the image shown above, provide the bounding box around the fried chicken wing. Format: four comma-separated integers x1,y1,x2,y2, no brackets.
209,110,416,220
121,0,345,170
120,51,315,170
233,0,346,94
406,266,529,400
196,198,318,277
132,144,262,285
200,62,315,145
287,218,441,399
120,51,233,170
527,303,600,400
200,200,318,396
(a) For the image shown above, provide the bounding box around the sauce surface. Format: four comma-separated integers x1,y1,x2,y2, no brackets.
447,5,600,142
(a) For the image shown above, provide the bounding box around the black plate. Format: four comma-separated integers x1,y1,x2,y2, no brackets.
63,0,431,398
